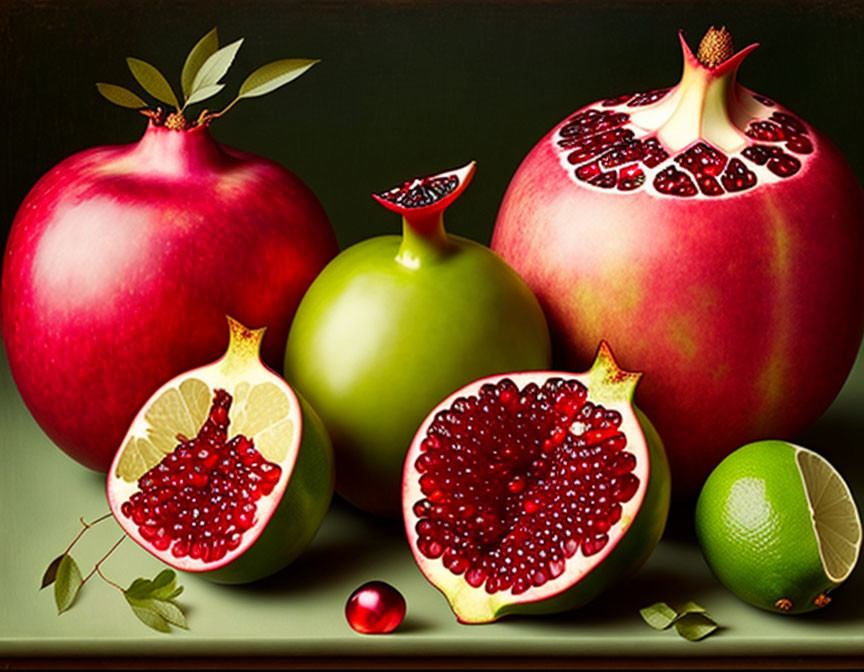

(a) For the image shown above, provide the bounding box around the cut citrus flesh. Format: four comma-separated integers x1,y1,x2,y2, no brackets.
115,328,297,483
797,448,862,583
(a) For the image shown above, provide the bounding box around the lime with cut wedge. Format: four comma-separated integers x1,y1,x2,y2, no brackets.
695,440,861,614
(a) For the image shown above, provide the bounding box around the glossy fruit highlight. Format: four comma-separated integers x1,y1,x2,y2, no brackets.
107,317,334,584
403,342,670,623
345,581,407,634
2,39,338,472
492,27,864,494
285,162,551,516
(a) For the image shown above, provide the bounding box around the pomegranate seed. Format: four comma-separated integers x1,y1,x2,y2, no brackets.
121,390,281,564
345,581,406,634
411,376,641,595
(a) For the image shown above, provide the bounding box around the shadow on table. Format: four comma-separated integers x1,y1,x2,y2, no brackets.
230,497,409,597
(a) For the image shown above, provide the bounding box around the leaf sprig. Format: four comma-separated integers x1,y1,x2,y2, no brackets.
41,513,189,634
96,27,320,126
639,601,720,642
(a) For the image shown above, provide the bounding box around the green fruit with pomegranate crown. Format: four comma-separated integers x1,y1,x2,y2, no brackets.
284,162,551,516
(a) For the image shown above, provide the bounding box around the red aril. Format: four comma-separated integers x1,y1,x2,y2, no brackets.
345,581,407,634
492,27,864,495
2,34,338,472
403,342,670,623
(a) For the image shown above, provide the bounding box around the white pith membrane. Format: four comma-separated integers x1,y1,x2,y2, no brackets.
372,162,476,215
551,31,815,198
107,317,302,572
795,445,862,583
402,343,650,623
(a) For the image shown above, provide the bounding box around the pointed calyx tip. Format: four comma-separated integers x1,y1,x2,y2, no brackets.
697,26,734,68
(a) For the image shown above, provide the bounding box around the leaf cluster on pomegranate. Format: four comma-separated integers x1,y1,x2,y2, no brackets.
403,342,670,623
1,29,339,472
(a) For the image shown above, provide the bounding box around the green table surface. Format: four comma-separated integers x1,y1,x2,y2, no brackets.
1,342,862,664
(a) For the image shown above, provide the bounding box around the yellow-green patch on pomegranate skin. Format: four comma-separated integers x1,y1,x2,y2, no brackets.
284,163,551,516
403,343,670,623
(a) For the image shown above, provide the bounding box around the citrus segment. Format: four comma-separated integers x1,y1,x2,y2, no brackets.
797,449,862,582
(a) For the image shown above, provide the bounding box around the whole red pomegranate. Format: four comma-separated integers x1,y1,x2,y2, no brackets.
492,27,864,495
2,38,338,472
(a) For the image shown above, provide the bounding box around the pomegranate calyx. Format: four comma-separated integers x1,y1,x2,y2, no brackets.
643,31,758,154
373,162,476,267
696,26,735,68
588,341,642,404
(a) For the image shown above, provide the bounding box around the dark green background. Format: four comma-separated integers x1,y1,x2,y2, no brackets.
2,0,863,249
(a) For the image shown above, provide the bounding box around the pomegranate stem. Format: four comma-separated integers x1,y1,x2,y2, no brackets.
63,512,113,555
396,212,453,268
82,535,127,591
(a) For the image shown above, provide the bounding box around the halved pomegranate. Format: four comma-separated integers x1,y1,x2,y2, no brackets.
402,343,670,623
107,317,333,584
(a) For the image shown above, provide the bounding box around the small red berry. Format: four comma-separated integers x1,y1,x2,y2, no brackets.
345,581,406,634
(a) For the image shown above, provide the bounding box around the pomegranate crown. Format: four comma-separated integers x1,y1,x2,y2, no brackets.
96,27,320,130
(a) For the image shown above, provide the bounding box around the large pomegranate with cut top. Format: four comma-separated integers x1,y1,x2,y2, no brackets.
492,27,864,495
2,38,338,472
403,342,670,623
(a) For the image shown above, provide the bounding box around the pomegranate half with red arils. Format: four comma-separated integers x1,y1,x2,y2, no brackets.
1,33,338,472
403,342,670,623
107,317,334,584
492,27,864,495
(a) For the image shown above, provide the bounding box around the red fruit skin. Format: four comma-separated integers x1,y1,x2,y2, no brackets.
492,115,864,495
2,122,338,471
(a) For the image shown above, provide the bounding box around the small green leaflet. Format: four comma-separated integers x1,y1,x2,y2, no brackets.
41,554,65,589
126,58,180,110
191,38,244,94
675,613,718,642
54,554,83,614
96,83,147,109
181,27,219,100
238,59,320,99
639,601,719,642
124,569,188,633
639,601,678,630
184,84,225,107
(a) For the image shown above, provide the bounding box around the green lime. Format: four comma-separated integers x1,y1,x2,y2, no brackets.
695,440,861,614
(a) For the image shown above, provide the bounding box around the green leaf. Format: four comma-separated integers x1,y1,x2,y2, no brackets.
41,555,65,589
181,26,219,100
126,58,180,109
54,555,83,614
96,83,147,109
237,58,320,99
674,612,719,641
671,600,707,617
191,38,244,93
149,570,180,600
124,577,153,600
127,596,188,629
129,604,171,633
123,570,187,633
184,83,225,107
639,602,679,630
